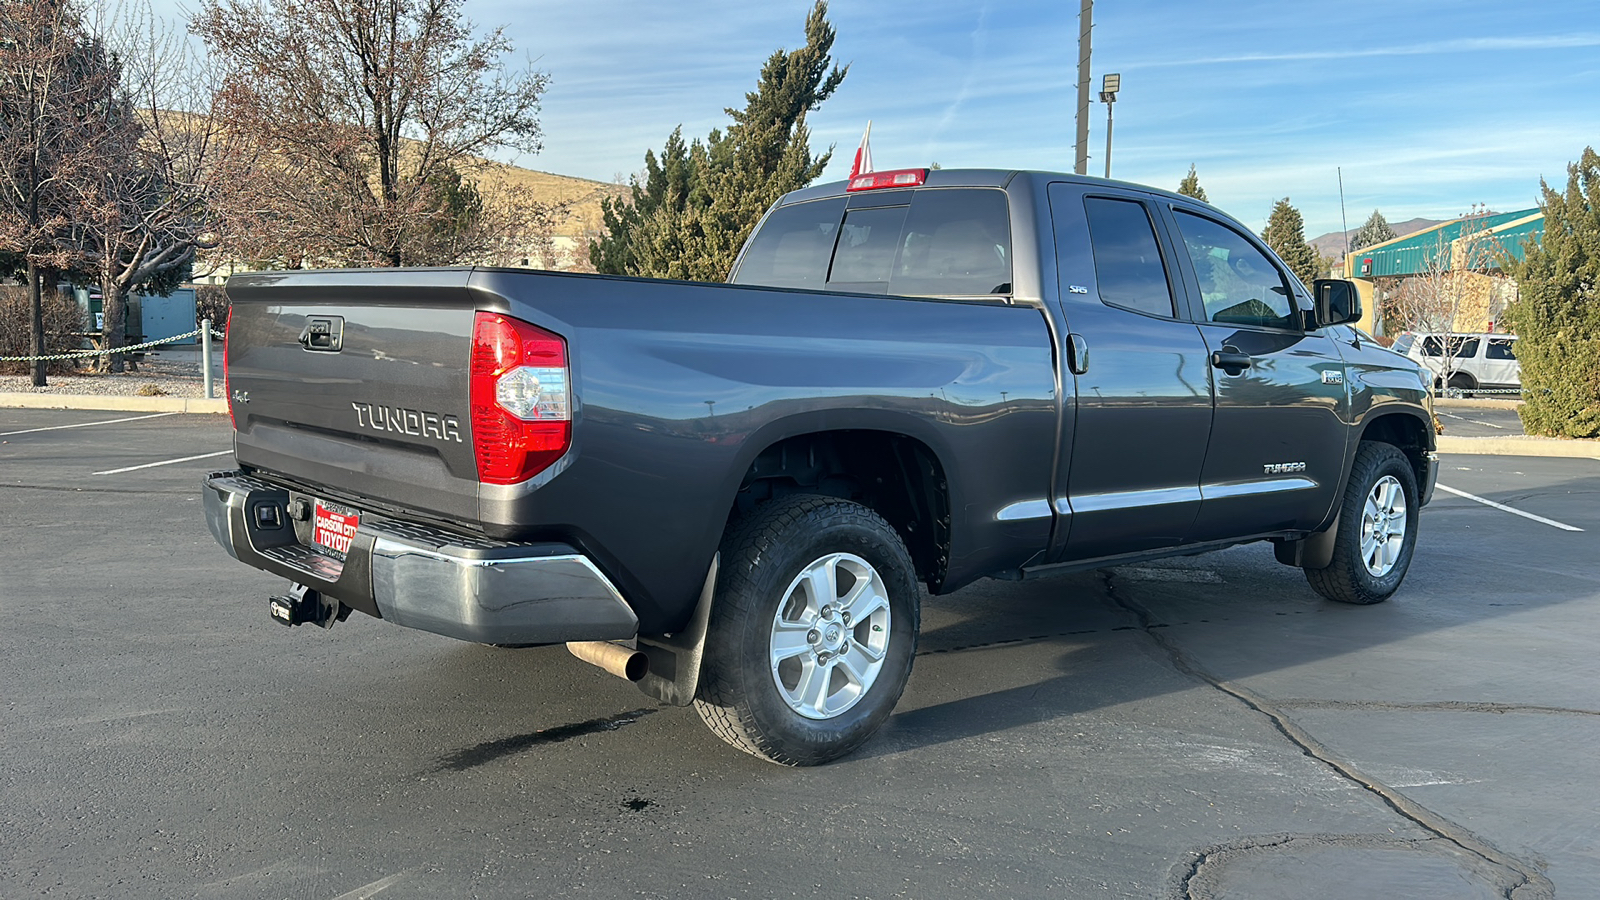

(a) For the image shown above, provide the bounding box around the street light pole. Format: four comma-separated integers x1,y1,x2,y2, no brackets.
1100,73,1120,179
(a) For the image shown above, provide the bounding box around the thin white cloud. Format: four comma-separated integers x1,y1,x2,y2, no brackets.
1137,34,1600,67
927,5,991,150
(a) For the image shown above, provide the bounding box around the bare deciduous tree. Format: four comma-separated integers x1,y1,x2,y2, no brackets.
192,0,549,268
71,2,242,371
1379,206,1512,391
0,0,124,384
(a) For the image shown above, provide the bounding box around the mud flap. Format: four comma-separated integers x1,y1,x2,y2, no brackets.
635,554,718,707
1273,512,1340,570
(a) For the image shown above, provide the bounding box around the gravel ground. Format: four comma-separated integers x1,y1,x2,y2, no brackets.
0,352,210,398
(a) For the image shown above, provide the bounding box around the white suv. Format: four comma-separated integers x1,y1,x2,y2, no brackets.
1391,332,1520,395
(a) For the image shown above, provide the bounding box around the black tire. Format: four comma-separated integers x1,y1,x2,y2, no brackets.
1447,372,1477,397
1304,442,1420,604
693,495,920,766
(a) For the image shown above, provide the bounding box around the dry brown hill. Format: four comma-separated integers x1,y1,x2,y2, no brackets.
476,161,626,238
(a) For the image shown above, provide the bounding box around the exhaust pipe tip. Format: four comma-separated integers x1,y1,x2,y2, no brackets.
566,641,649,682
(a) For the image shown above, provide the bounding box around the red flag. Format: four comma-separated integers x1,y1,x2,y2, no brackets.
850,121,874,178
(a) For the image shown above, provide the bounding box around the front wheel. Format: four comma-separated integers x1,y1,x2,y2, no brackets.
693,495,920,766
1304,442,1420,604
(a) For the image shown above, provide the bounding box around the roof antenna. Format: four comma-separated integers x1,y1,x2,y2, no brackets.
1338,167,1351,259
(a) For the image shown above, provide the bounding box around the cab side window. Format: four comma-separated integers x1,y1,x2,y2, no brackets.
1173,210,1296,329
1083,197,1175,317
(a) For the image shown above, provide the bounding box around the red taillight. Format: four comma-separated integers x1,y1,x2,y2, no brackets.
223,309,235,430
470,312,571,485
846,168,928,192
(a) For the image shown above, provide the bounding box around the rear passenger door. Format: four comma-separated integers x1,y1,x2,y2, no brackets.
1046,183,1214,562
1482,337,1519,388
1160,206,1350,539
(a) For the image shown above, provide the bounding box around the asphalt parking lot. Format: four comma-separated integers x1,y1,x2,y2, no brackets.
1435,405,1525,438
2,409,1596,899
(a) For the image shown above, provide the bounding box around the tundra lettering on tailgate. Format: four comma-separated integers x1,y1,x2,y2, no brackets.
351,401,463,442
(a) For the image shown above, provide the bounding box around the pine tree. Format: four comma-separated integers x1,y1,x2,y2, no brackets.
1177,164,1208,203
590,1,846,281
1350,209,1397,251
1504,146,1600,438
1262,198,1320,290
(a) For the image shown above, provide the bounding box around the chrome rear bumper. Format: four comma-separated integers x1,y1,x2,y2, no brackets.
202,470,638,644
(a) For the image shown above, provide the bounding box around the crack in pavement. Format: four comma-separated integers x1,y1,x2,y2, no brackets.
1099,571,1556,900
1275,698,1600,718
1170,833,1522,900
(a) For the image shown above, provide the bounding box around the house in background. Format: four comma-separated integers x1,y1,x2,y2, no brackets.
1343,209,1544,337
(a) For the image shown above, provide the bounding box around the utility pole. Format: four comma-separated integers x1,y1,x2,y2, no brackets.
1074,0,1092,175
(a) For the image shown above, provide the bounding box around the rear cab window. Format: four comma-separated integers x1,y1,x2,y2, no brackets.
733,189,1012,298
1487,338,1517,360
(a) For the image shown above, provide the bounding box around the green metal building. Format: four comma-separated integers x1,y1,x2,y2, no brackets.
1344,208,1543,335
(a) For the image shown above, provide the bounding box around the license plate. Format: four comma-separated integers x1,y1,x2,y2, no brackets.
312,500,360,557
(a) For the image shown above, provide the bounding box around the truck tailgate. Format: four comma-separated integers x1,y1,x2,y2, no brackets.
225,269,484,525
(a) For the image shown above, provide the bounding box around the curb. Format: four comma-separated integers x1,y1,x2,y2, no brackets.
1437,435,1600,460
0,392,226,414
1433,397,1521,410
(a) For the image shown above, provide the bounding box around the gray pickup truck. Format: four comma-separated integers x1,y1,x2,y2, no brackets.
204,167,1437,765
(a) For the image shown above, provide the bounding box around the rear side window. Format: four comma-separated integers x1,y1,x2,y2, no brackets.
733,198,846,289
1083,197,1175,317
1173,210,1296,330
1487,338,1517,360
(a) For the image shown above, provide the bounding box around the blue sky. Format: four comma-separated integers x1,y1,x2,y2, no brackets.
488,0,1597,239
166,0,1599,240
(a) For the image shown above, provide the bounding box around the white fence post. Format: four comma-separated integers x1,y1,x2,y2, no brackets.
201,318,214,399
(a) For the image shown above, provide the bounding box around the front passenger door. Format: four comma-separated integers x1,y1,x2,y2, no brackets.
1164,208,1350,540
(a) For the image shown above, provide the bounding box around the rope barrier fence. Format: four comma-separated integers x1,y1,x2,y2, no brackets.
0,328,203,362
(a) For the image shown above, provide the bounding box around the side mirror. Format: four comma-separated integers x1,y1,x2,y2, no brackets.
1311,279,1362,329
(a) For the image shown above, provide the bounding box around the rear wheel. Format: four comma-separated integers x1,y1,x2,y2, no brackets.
1447,372,1477,397
693,495,919,766
1304,442,1419,604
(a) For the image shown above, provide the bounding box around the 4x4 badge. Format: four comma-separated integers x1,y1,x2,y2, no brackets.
1321,370,1344,385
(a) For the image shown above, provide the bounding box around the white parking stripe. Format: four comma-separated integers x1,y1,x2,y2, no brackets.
1435,483,1584,532
0,412,178,436
93,450,232,476
1437,411,1506,429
